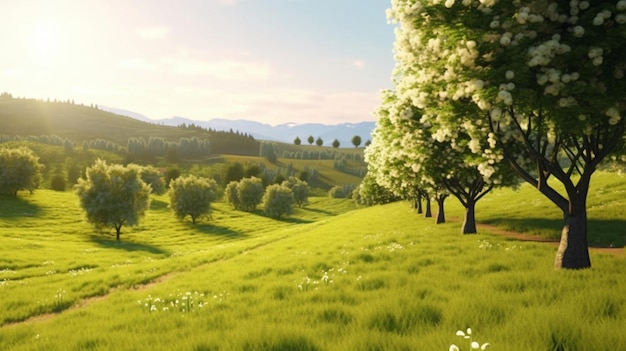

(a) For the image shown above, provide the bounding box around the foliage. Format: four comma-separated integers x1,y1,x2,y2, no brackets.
50,173,66,191
0,146,44,197
224,180,240,210
262,184,295,219
355,173,399,206
139,166,166,195
236,177,265,212
244,163,262,179
294,136,301,145
74,159,151,240
328,184,356,199
164,167,181,189
315,137,323,146
168,175,218,225
307,135,315,145
387,0,626,267
351,135,362,148
223,162,244,186
260,142,278,163
282,176,309,207
332,139,340,148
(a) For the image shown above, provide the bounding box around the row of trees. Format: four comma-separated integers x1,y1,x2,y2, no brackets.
72,160,310,239
224,176,309,218
364,0,626,269
293,135,369,148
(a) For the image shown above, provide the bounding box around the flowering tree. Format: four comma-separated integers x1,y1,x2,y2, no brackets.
368,90,515,232
388,0,626,268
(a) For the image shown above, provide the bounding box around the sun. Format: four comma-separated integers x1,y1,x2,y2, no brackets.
28,22,61,65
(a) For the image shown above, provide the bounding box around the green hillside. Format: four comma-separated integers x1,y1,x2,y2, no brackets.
0,95,366,191
0,97,201,144
0,188,624,350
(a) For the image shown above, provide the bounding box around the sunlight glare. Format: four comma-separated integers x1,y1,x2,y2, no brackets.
29,22,61,65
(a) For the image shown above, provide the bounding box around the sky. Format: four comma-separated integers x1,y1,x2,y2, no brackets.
0,0,396,125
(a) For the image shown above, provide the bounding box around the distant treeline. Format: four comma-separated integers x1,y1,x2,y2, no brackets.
1,126,261,161
177,123,260,156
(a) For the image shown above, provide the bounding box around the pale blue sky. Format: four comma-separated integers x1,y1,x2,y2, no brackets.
0,0,395,125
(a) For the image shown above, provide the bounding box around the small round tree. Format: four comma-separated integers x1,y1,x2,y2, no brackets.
332,139,340,148
282,176,309,207
351,135,362,148
140,166,166,195
50,173,66,191
0,146,44,197
224,180,241,210
262,184,294,219
307,135,315,145
315,137,324,147
236,177,264,212
75,159,151,240
294,136,301,145
169,175,218,225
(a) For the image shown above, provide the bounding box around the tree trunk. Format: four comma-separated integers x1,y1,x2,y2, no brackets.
115,225,122,241
415,197,423,214
462,200,477,234
436,194,447,224
555,202,591,269
424,197,432,218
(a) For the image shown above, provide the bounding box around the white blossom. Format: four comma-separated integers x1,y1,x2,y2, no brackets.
572,26,584,37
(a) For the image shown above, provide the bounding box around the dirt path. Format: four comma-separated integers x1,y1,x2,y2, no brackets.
476,222,624,257
2,272,179,328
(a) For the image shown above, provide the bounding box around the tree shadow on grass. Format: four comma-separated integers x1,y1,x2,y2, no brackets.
281,217,313,224
483,217,626,248
299,207,335,216
89,236,170,256
0,195,43,219
149,198,169,211
191,223,248,240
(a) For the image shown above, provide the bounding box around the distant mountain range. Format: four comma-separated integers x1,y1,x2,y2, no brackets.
101,106,376,148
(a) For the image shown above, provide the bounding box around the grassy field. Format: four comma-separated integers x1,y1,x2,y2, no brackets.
0,172,625,350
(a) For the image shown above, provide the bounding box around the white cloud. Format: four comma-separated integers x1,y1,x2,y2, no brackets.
135,26,170,39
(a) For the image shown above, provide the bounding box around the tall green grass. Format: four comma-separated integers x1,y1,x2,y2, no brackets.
0,177,625,350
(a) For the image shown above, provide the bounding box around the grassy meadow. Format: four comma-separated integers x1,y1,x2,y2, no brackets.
1,172,625,350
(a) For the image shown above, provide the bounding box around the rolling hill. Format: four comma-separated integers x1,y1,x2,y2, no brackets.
0,97,214,144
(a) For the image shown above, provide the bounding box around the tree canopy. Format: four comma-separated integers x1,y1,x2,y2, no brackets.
75,159,151,240
169,175,218,225
0,146,44,197
386,0,626,268
262,184,295,219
